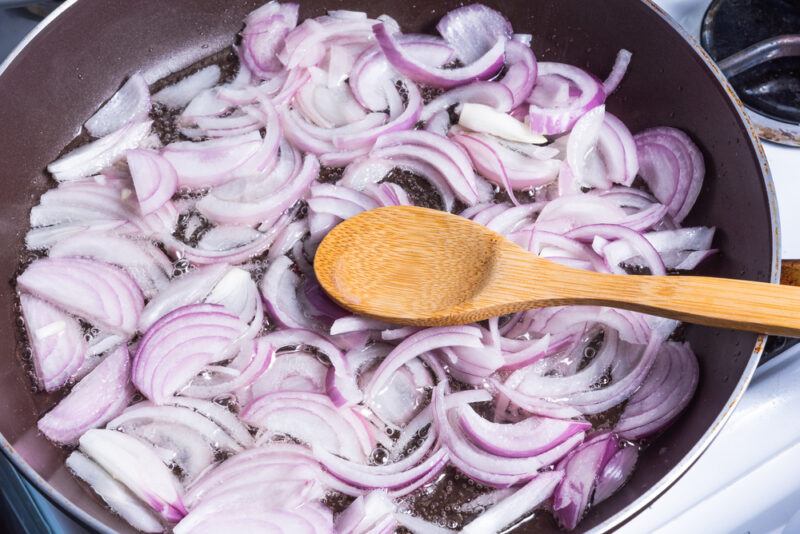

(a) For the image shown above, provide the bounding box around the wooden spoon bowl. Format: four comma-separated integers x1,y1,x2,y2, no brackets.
315,206,800,336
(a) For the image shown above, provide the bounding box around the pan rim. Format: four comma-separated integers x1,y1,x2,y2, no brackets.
0,1,780,533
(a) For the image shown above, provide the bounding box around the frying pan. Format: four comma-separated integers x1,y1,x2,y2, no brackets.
0,0,780,532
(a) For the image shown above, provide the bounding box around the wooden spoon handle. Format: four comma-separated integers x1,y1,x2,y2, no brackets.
554,269,800,337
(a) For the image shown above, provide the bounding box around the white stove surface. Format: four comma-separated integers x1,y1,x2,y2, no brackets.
1,2,799,534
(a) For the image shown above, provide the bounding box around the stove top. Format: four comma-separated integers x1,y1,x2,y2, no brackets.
0,2,799,533
702,0,800,145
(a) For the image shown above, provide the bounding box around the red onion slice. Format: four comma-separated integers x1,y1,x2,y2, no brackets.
119,420,216,483
242,391,373,461
528,63,605,135
18,293,87,392
261,255,319,329
38,346,133,445
372,130,488,206
635,127,705,223
79,429,186,522
552,434,618,530
499,40,538,107
18,258,143,336
457,403,590,458
373,23,507,89
461,470,563,534
182,339,274,399
197,151,318,226
603,49,633,95
49,231,171,299
139,264,229,331
132,304,248,403
616,341,699,439
241,2,299,79
435,3,512,64
66,452,164,533
107,402,245,453
593,445,638,505
421,81,514,122
365,326,483,400
154,65,221,109
126,149,179,215
85,72,151,138
47,121,152,182
162,131,263,189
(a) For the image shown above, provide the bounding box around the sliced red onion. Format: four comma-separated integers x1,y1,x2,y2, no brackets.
66,452,164,533
366,326,482,400
38,346,133,444
335,490,397,534
372,130,488,206
85,73,151,138
139,264,229,330
47,121,152,182
424,110,451,136
79,429,186,522
528,63,605,135
453,132,559,197
154,65,221,109
197,150,318,226
160,219,286,266
603,49,633,95
566,223,667,275
593,445,638,505
461,470,563,534
119,420,215,483
162,131,263,189
490,378,583,420
242,391,373,461
365,357,433,427
280,16,380,70
373,23,507,89
349,36,454,111
534,194,629,234
499,40,538,107
261,255,319,329
635,127,705,223
244,350,326,406
182,339,274,399
435,3,512,64
566,105,611,189
132,304,248,403
457,403,590,458
616,341,699,439
433,384,584,487
313,440,448,493
458,103,547,144
166,396,254,447
241,2,299,79
49,231,171,299
602,226,715,271
18,293,86,392
18,258,143,335
30,4,713,530
552,434,618,530
107,402,245,453
421,82,514,122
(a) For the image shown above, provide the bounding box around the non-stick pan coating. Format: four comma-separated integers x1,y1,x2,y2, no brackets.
0,0,777,532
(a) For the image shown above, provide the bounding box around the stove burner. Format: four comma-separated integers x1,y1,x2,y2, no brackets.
702,0,800,146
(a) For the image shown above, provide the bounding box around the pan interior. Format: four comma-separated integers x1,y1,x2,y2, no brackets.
0,0,774,532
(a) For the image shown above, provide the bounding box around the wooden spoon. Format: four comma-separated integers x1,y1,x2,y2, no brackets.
314,205,800,336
